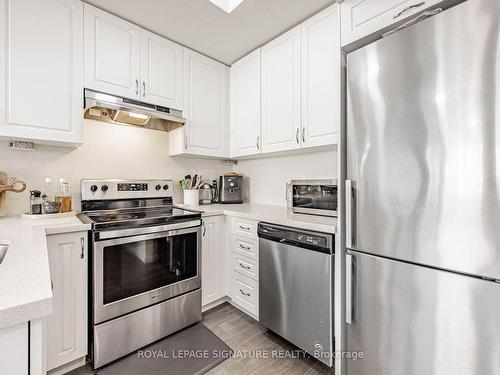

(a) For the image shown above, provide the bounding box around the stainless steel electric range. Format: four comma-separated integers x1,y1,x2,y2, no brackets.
78,179,202,369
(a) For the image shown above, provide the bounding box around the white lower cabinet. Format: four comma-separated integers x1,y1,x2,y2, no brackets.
0,322,28,375
201,216,225,307
45,232,88,373
225,216,259,319
230,271,258,318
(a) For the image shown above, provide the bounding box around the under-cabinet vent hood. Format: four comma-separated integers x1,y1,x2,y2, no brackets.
84,89,185,132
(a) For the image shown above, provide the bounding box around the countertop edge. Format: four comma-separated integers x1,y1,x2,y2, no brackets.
0,216,90,329
181,204,337,233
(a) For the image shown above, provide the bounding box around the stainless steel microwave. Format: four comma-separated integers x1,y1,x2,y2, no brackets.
288,179,337,217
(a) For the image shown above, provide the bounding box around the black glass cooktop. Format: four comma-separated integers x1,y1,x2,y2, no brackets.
83,206,201,231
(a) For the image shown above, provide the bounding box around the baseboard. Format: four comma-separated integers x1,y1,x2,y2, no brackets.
47,357,86,375
228,300,258,321
202,296,230,313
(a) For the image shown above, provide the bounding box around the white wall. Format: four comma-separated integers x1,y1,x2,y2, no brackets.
0,120,231,216
234,149,337,206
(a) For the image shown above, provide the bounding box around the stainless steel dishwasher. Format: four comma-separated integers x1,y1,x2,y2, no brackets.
258,222,334,367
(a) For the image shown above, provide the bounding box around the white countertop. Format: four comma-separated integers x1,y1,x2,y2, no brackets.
0,216,90,328
180,203,337,233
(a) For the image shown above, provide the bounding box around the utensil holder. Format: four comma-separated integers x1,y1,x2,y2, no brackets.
183,189,199,206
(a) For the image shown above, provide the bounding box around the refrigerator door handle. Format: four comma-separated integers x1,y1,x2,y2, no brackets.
345,180,354,248
346,253,353,324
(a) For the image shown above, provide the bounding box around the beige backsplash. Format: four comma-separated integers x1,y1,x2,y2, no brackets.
0,119,231,216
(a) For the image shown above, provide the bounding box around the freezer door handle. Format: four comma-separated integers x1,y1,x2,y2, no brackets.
346,253,353,324
345,180,354,248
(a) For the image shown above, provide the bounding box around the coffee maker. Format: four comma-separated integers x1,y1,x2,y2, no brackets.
219,174,243,204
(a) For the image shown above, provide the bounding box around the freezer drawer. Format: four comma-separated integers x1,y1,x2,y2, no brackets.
346,251,500,375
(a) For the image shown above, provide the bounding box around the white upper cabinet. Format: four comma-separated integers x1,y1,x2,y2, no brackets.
301,4,340,148
140,30,183,110
341,0,441,46
261,26,301,153
230,49,261,157
84,4,141,100
0,0,83,146
180,48,228,157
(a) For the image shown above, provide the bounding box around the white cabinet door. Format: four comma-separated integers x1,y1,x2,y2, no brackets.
230,49,261,157
183,49,229,157
261,26,301,153
140,30,183,110
202,216,225,306
341,0,440,46
0,323,28,375
0,0,83,146
84,4,141,99
45,232,87,372
301,4,340,148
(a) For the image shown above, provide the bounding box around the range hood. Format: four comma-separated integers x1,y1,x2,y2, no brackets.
84,89,185,132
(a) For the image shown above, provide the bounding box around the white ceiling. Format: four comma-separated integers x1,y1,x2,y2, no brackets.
84,0,336,65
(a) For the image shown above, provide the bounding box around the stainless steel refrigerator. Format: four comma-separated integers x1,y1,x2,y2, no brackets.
345,0,500,374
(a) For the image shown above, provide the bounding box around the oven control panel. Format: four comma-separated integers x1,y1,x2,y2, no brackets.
117,183,148,191
81,179,173,201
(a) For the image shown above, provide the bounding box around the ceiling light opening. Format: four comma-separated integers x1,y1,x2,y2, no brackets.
208,0,245,13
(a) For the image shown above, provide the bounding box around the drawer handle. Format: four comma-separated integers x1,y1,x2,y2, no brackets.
239,263,251,270
239,225,251,231
239,244,251,250
240,289,251,297
393,1,425,19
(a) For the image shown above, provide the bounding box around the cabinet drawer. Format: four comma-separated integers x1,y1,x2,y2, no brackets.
232,252,258,280
233,217,258,238
231,271,258,317
232,236,258,260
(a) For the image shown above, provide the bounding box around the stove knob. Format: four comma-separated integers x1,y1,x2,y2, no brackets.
163,184,169,190
101,185,108,192
90,185,98,192
155,184,161,191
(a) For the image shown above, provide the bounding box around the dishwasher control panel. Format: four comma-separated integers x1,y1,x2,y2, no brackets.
258,222,334,254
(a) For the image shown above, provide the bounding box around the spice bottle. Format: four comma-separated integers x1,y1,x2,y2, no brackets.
55,178,72,213
29,190,43,215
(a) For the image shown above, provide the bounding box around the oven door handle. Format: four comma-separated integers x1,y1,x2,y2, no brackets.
96,219,202,240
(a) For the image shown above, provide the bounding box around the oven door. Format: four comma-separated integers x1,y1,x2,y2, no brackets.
93,226,201,324
292,180,337,217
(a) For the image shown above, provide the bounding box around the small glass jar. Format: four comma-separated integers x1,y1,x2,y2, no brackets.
29,190,43,215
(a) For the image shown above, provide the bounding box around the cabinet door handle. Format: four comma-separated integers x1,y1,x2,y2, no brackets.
143,81,146,97
80,237,85,259
393,1,425,19
239,289,251,297
296,128,300,144
239,244,251,250
51,280,54,290
239,263,251,270
135,79,139,95
256,136,260,150
302,126,306,143
202,221,206,237
184,135,188,150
